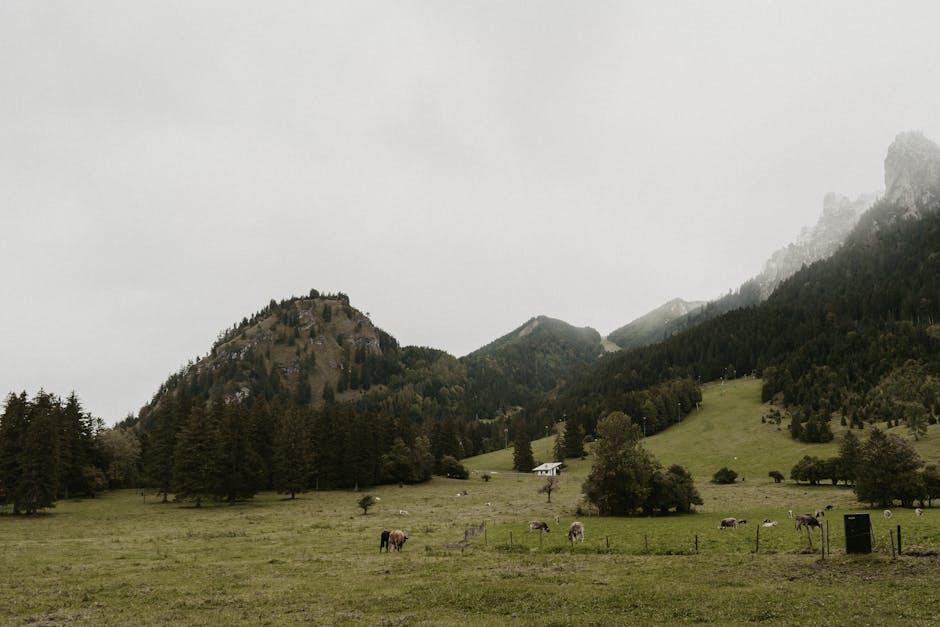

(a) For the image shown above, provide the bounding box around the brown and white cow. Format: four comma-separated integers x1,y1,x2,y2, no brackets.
388,529,408,551
529,521,550,533
719,517,747,529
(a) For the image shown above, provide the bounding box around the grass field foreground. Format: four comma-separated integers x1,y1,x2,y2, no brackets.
4,379,940,624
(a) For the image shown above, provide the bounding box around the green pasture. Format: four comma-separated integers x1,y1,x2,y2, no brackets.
4,378,940,624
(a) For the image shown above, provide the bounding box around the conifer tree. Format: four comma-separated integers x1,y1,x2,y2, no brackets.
561,416,585,458
0,393,28,512
512,420,535,472
215,403,264,503
16,392,60,514
411,435,435,482
172,406,219,507
144,397,180,502
837,430,863,485
272,408,310,499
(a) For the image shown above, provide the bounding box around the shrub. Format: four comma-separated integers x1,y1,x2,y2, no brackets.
768,470,784,483
438,455,469,480
712,467,738,484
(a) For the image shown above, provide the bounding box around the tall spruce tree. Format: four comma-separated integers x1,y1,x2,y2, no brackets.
512,420,535,472
215,402,264,503
272,408,311,499
144,397,180,502
0,392,29,512
16,392,60,514
172,406,219,507
57,393,92,499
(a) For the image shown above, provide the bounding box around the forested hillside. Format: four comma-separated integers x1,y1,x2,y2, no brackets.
124,297,609,497
609,192,874,350
461,316,602,417
549,132,940,444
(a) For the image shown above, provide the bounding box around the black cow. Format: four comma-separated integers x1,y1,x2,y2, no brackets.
380,530,391,552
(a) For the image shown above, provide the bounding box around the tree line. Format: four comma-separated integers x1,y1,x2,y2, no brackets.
140,388,477,506
788,428,940,508
0,391,140,514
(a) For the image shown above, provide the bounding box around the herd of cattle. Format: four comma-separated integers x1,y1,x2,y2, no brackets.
379,504,927,552
719,505,836,531
528,519,585,542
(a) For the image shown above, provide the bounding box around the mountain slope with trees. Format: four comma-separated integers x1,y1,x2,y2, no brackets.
609,191,876,351
552,132,940,442
461,316,603,417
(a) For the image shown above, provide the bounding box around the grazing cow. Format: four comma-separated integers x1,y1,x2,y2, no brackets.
915,508,924,517
529,521,551,533
388,529,408,552
814,510,825,518
568,521,585,543
719,517,746,529
884,510,893,519
761,519,778,528
380,530,391,552
795,514,820,531
398,510,409,516
485,502,492,507
825,504,834,511
554,515,560,524
787,510,794,519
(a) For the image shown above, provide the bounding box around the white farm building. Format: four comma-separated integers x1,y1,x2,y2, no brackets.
532,462,563,476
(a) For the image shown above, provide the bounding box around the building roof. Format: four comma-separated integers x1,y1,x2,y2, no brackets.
532,462,563,471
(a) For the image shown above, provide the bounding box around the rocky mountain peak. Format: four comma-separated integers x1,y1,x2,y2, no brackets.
884,131,940,213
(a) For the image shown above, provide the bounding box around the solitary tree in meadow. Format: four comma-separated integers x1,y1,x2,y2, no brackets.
539,475,560,503
357,494,376,515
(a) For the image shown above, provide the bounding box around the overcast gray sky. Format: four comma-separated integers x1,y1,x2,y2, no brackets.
3,1,940,422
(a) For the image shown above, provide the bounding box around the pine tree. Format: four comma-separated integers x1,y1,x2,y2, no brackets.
272,408,310,499
561,417,585,458
144,397,179,502
172,406,219,507
411,435,435,482
837,430,863,485
0,393,29,512
215,403,264,503
57,393,92,499
16,392,60,514
512,420,535,472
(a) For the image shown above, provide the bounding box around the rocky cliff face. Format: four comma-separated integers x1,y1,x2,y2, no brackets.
884,131,940,216
756,191,877,298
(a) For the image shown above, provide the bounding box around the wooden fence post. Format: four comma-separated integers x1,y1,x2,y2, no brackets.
695,534,699,553
605,535,609,549
755,526,760,554
897,524,902,556
509,531,513,547
644,534,648,552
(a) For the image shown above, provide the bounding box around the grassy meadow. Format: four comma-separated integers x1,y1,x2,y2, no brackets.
4,378,940,625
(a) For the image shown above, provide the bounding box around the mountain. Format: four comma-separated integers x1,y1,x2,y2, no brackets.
607,298,705,350
547,131,940,443
884,130,940,214
139,291,406,424
608,190,877,350
461,316,602,417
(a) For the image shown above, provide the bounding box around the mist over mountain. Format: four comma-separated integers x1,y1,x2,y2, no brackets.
609,189,877,350
884,130,940,214
548,131,940,445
